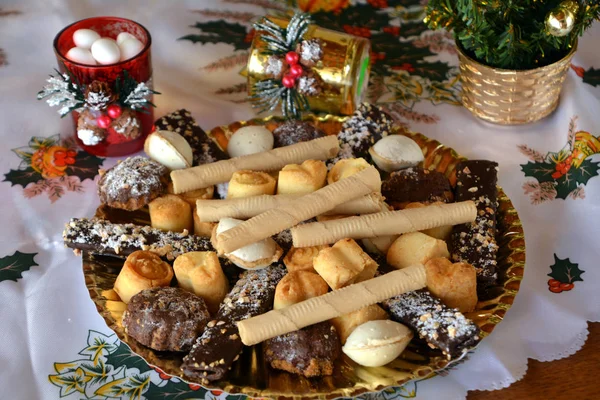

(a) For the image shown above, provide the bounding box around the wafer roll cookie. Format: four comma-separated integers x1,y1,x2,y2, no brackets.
196,192,385,222
171,136,339,193
216,167,381,254
292,201,477,247
237,264,427,346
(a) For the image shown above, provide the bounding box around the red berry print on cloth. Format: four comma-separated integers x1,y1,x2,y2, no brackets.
519,116,600,204
3,134,104,203
0,251,38,283
547,254,584,294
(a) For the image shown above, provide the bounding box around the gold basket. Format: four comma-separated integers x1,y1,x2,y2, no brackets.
458,44,576,125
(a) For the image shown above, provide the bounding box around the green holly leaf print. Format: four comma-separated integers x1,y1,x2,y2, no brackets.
397,21,429,38
65,151,103,182
570,158,600,185
582,67,600,87
179,21,250,51
3,167,42,188
412,60,453,82
520,161,556,183
311,4,391,32
0,251,38,282
548,254,584,284
104,341,153,373
48,367,90,397
145,378,209,400
554,170,579,199
95,372,152,399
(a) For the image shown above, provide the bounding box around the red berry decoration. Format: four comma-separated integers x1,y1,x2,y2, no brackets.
282,74,296,89
559,282,574,291
548,279,561,288
107,104,122,119
96,115,112,129
289,63,303,78
549,286,563,293
285,51,300,65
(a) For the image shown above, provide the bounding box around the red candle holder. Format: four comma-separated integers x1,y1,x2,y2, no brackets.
53,16,154,157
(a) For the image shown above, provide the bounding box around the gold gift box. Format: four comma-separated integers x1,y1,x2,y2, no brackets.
247,16,371,116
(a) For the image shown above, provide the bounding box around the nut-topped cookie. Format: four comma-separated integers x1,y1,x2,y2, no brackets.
97,156,169,210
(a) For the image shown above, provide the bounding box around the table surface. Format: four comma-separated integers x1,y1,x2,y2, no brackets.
469,322,600,400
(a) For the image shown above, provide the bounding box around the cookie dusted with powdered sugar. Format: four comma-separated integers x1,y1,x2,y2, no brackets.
97,156,168,211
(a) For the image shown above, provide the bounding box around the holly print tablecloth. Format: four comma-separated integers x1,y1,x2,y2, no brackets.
1,1,599,399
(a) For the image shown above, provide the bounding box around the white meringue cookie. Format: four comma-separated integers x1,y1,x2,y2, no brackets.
90,38,121,65
118,37,144,61
116,32,137,46
369,135,424,172
144,130,193,170
342,320,413,367
227,126,274,158
215,218,280,269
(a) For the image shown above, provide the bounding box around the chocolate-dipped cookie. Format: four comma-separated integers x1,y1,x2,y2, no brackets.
264,322,341,377
272,120,326,148
122,287,210,352
382,167,453,207
97,156,169,211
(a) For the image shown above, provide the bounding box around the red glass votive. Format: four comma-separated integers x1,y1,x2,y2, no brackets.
53,16,153,157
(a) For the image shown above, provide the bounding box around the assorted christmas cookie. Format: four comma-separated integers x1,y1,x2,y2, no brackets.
62,104,505,389
97,156,169,210
122,286,211,352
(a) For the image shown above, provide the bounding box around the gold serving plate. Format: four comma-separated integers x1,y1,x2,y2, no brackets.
83,115,525,399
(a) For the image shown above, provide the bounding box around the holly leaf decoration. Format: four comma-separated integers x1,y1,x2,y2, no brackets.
104,341,152,373
145,378,208,400
0,251,38,283
398,21,430,37
548,254,584,284
311,4,391,33
571,158,600,185
582,67,600,87
179,21,250,51
554,169,580,199
3,167,42,188
520,161,556,183
65,151,103,182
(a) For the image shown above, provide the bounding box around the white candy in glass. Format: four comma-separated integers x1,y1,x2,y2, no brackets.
65,47,97,65
72,29,100,49
116,32,137,46
90,38,121,65
119,37,144,61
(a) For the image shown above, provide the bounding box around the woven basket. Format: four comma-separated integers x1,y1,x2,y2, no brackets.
458,44,576,125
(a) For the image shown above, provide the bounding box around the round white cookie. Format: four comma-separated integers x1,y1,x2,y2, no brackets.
342,320,413,367
215,218,280,269
144,130,193,170
227,126,274,158
368,135,424,172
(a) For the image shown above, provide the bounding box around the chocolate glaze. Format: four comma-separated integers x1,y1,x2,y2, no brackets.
154,109,228,166
181,264,286,382
123,287,210,352
381,289,480,359
272,121,326,148
449,160,499,295
381,167,453,205
264,322,341,378
63,218,213,260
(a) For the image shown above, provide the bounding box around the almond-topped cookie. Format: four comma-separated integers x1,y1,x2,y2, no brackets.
97,156,169,211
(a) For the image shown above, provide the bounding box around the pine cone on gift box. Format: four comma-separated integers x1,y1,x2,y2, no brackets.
297,71,323,96
109,108,141,140
84,81,114,111
76,109,106,146
296,39,323,68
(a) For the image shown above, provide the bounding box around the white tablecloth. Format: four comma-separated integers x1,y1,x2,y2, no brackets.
1,1,599,399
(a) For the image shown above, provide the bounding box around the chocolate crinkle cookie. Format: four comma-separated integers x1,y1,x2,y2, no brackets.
97,156,169,211
272,120,326,148
382,166,453,206
264,322,341,378
123,287,210,352
336,103,394,159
